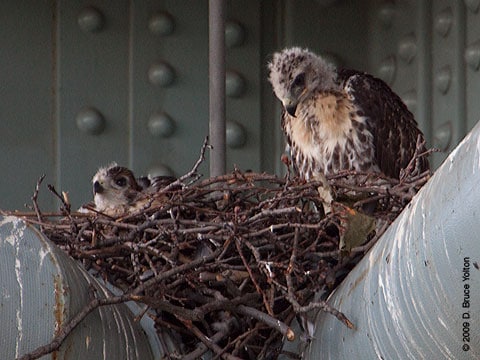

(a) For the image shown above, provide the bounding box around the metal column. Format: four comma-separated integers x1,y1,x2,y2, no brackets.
208,0,226,176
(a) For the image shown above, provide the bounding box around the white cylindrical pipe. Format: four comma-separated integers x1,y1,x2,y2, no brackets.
305,121,480,359
0,216,163,359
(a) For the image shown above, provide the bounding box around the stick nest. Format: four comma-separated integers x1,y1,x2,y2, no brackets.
10,140,432,360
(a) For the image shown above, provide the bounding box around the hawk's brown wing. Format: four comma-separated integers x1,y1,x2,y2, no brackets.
338,68,429,178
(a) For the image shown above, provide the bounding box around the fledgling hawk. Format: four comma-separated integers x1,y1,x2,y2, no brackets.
268,47,429,181
84,163,175,217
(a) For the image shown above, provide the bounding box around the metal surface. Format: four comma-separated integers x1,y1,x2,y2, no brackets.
0,0,478,214
129,1,210,183
0,216,158,359
368,1,432,147
431,1,466,167
56,0,130,209
302,121,480,359
0,1,55,210
208,0,226,177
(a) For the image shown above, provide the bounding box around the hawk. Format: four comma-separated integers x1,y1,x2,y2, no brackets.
84,163,175,217
268,47,429,181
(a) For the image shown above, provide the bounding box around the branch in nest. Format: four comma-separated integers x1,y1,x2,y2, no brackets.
17,293,134,360
31,174,46,228
400,134,437,182
236,304,295,341
160,135,211,193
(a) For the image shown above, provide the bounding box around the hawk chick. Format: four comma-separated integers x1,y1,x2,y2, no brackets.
268,47,429,180
89,163,175,216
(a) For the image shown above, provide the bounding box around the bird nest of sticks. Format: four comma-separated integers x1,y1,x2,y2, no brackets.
9,139,432,360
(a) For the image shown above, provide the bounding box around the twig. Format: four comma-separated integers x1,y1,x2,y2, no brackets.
161,136,211,192
132,241,228,295
235,238,273,316
47,184,71,215
183,330,227,360
236,305,295,341
179,320,242,360
247,206,302,224
31,175,46,228
293,301,354,330
284,229,354,329
17,293,134,360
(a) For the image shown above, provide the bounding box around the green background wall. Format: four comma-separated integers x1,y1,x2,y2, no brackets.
1,0,478,210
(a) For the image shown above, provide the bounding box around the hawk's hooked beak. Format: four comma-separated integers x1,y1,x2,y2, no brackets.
283,98,298,117
286,104,297,117
285,86,309,117
93,181,104,194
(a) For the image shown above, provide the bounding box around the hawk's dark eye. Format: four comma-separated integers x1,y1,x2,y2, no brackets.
115,177,127,187
292,73,305,88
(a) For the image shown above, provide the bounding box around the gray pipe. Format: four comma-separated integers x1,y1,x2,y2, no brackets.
302,121,480,359
208,0,226,177
0,216,165,359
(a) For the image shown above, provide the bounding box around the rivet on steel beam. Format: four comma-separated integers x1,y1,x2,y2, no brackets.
433,122,452,151
434,7,453,37
435,66,451,94
78,7,105,33
148,62,175,87
378,2,395,28
401,89,417,113
225,20,246,48
226,70,246,98
76,107,105,135
148,12,175,36
398,34,417,64
226,120,246,148
464,0,480,13
225,21,246,48
148,112,175,137
148,164,174,177
377,56,396,85
465,40,480,71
